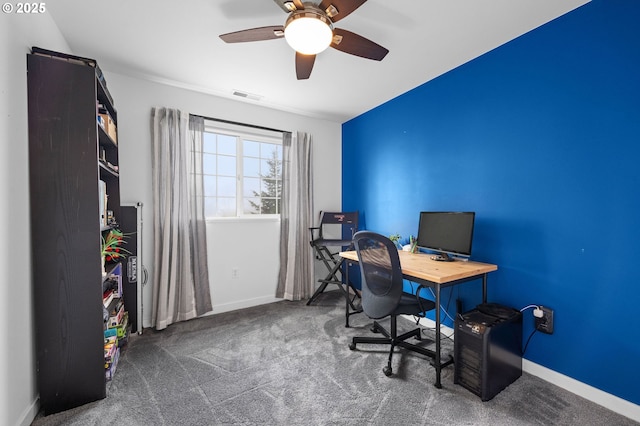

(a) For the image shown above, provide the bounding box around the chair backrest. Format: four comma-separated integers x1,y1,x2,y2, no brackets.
317,211,358,242
353,231,403,320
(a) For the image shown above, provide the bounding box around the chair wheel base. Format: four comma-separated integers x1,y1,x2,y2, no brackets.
383,366,393,376
349,342,356,350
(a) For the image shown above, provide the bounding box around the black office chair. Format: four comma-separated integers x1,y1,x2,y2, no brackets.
348,231,436,377
307,211,359,308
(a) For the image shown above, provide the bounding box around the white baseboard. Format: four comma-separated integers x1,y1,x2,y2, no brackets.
408,315,639,423
522,360,640,423
205,295,281,316
18,397,39,426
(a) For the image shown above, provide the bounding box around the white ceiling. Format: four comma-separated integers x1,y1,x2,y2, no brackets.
48,0,589,123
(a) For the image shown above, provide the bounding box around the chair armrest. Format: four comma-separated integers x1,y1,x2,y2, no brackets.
309,226,321,242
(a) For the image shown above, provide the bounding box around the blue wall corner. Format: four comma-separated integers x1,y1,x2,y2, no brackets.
342,0,640,405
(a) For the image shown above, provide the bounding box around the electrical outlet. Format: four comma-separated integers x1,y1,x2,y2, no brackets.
535,306,554,334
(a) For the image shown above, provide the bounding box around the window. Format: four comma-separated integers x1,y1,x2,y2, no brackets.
199,122,283,218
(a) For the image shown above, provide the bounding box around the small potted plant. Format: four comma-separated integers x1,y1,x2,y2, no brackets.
101,229,130,274
389,234,418,253
389,234,402,250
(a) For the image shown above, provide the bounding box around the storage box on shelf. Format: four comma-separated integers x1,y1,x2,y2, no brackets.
98,108,118,144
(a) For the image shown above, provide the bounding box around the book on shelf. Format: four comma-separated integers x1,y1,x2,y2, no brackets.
104,327,117,339
105,346,120,381
98,109,117,144
103,268,122,301
108,303,125,328
102,289,115,307
99,180,107,227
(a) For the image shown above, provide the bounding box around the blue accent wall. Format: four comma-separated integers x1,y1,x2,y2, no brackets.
342,0,640,405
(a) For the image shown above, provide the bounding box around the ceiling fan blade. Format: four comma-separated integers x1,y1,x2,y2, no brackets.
295,53,316,80
219,26,284,43
272,0,303,13
330,28,388,61
319,0,367,23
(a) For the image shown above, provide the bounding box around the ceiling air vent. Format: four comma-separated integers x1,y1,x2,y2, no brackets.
232,90,263,101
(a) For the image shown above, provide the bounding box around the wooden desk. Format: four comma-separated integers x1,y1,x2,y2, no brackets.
339,250,497,389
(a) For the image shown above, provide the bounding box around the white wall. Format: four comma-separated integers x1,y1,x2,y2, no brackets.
104,72,342,327
206,217,281,313
0,11,71,426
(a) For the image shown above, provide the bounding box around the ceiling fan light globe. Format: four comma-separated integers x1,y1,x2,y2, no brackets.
284,12,333,55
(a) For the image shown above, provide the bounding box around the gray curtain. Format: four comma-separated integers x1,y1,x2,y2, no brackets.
188,115,213,315
276,131,314,300
151,108,212,330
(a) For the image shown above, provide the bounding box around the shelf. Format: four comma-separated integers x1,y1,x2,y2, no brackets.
99,161,119,179
98,125,117,150
102,262,122,286
96,74,116,118
29,50,115,414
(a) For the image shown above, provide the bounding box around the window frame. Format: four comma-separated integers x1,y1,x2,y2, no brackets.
201,120,283,219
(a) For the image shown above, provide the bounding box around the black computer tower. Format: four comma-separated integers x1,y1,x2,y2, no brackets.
454,304,523,401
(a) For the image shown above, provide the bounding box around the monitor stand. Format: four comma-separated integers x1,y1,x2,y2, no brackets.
430,253,455,262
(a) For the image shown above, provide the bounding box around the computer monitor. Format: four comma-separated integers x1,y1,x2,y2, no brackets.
417,211,475,261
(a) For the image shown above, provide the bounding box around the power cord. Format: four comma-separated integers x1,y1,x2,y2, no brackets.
427,287,457,324
413,321,455,342
520,304,542,355
408,281,457,325
522,329,538,355
407,281,457,342
520,304,539,312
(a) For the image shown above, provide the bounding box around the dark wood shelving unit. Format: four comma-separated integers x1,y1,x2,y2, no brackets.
27,48,122,415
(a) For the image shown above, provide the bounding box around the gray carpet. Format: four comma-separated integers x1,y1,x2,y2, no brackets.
32,291,637,426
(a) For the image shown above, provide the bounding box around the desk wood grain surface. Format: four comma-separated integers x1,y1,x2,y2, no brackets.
339,250,497,284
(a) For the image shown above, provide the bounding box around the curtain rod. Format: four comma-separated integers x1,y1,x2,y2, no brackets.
191,114,288,135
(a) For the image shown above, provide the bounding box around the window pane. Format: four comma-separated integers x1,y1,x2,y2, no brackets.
218,176,236,197
203,176,216,197
243,140,260,157
218,155,236,176
204,197,216,217
244,157,260,178
260,198,278,214
261,143,277,159
200,127,282,218
243,197,261,214
260,159,271,175
244,177,260,197
218,134,236,155
203,133,216,153
262,178,281,197
217,197,236,217
203,153,216,175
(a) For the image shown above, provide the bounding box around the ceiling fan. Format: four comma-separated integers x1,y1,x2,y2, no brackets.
219,0,389,80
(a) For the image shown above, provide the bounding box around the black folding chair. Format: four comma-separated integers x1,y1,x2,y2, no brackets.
307,211,359,309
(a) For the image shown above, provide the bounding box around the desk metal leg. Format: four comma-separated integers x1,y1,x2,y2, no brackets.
482,273,488,303
433,273,488,388
343,261,362,327
345,261,350,327
434,284,442,389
